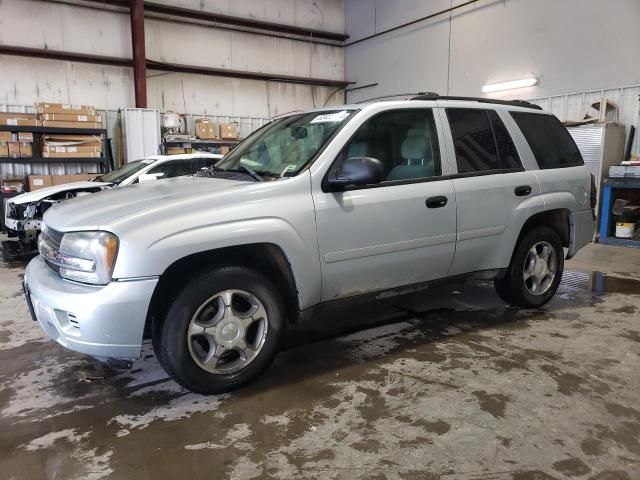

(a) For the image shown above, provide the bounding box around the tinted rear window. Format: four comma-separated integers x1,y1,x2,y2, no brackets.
447,108,500,173
511,112,583,169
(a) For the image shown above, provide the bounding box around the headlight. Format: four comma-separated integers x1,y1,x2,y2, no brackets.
39,231,119,285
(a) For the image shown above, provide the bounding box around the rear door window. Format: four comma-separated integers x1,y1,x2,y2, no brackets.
510,112,583,169
446,108,522,173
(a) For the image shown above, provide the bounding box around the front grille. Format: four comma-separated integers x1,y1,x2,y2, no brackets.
39,224,64,274
41,224,63,249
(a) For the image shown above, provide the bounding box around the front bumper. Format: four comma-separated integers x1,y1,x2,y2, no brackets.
24,256,158,359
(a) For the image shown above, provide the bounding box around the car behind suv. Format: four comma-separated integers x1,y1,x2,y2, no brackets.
24,96,596,394
4,153,222,254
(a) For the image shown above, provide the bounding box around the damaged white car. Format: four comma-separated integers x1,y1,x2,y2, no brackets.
4,152,222,254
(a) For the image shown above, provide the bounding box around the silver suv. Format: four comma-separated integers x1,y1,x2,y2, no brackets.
24,96,596,394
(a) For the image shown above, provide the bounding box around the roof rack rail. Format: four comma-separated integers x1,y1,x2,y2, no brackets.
410,93,543,110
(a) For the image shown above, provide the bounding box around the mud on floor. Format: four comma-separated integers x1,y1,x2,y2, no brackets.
0,265,639,479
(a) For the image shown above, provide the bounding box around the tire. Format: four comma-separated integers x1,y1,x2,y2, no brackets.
155,266,285,394
494,226,564,308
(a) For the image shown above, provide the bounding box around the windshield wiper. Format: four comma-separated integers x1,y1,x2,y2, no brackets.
226,165,263,182
197,164,264,182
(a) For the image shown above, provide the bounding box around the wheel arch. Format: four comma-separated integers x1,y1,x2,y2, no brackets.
511,209,571,265
145,243,302,339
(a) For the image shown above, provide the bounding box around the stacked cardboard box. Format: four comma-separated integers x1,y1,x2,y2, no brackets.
18,132,33,158
36,103,102,129
0,132,10,157
41,134,103,158
1,132,33,158
0,112,39,127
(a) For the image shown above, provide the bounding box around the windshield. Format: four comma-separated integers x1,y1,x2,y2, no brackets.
96,159,154,184
215,109,356,177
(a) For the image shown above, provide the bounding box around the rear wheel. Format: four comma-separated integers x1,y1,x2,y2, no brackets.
494,226,564,308
155,266,285,394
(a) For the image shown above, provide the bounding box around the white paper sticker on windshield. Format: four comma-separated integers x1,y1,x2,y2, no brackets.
310,111,350,124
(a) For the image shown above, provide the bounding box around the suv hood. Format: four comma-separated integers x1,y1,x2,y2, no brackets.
44,176,254,231
10,181,112,205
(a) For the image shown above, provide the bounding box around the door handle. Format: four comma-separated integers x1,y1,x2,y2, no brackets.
514,185,532,196
425,196,448,208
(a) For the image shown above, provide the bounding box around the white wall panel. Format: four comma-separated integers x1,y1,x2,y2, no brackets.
0,0,131,57
0,56,134,110
146,72,343,118
151,0,345,33
0,0,345,119
144,20,343,80
345,0,640,101
346,14,451,102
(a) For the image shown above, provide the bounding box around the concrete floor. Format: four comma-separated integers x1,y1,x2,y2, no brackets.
0,243,639,480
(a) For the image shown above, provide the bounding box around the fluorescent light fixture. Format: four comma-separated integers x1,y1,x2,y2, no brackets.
482,77,538,93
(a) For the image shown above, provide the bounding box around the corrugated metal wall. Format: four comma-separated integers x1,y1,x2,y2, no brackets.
531,85,640,158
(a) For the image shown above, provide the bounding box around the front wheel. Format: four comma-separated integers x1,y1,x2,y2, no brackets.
155,266,285,394
494,226,564,308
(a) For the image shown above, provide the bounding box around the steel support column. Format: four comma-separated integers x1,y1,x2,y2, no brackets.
130,0,147,108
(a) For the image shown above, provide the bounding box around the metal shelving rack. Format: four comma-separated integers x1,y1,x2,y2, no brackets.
598,178,640,248
163,137,240,154
0,124,113,170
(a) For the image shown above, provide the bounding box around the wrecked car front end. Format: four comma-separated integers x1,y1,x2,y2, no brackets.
3,184,108,256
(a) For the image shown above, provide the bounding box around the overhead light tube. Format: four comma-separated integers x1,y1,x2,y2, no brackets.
482,77,538,93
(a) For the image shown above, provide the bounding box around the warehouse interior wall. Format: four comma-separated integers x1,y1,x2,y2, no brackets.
345,0,640,104
0,0,346,116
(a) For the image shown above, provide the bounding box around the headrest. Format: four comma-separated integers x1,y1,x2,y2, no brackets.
401,134,428,159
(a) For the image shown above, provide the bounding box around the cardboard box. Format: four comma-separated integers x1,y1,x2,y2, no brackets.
17,132,34,142
42,151,102,158
0,132,12,142
0,117,39,127
43,134,102,143
0,112,37,120
219,123,239,140
42,144,102,154
8,142,20,158
0,141,8,157
50,174,97,186
41,120,102,129
2,178,25,193
28,175,53,191
219,146,230,155
195,119,217,140
35,103,96,115
19,142,33,158
166,147,187,155
41,113,101,122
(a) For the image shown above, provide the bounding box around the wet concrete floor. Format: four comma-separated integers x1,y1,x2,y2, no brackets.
0,243,638,479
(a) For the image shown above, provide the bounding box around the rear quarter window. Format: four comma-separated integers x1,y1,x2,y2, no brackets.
510,112,583,169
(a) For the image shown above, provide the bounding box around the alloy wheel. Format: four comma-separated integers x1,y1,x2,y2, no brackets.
522,240,557,296
187,289,268,374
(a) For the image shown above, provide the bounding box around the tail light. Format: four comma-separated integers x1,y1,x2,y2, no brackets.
590,173,597,210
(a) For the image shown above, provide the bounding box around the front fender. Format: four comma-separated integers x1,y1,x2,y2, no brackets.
113,217,321,309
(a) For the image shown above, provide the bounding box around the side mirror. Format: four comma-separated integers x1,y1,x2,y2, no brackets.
326,157,384,191
138,172,164,183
